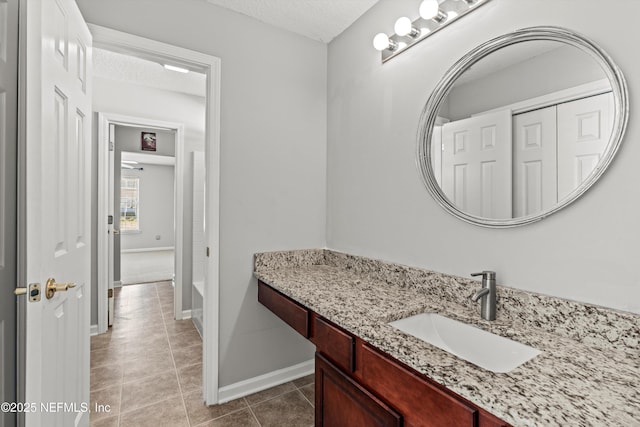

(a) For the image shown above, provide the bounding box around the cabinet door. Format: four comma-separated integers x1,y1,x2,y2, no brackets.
316,353,402,427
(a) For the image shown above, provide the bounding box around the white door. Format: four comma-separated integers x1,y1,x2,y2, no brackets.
23,0,92,426
441,110,512,218
557,92,614,201
512,105,558,217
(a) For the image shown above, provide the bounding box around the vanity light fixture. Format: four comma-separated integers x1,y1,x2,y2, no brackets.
373,32,398,51
374,0,493,62
395,17,421,38
420,0,448,23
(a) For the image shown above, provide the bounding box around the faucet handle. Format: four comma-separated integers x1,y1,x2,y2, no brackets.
471,271,496,280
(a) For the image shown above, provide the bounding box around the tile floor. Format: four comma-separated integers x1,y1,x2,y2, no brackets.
90,281,315,427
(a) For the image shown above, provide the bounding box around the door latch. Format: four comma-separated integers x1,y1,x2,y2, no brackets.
14,283,41,302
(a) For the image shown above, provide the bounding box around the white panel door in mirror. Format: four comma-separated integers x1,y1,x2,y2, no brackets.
441,110,512,218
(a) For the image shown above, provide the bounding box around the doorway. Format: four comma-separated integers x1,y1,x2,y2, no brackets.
98,114,187,329
92,25,221,405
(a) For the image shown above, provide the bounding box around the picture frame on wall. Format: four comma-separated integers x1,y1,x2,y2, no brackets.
141,132,157,151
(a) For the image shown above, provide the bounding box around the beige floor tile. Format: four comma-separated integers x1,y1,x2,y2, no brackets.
122,349,175,382
183,391,247,426
122,336,171,360
90,364,124,392
90,332,121,352
90,384,121,422
119,396,188,427
169,329,202,349
161,303,175,315
292,374,314,389
116,311,164,323
91,281,320,427
171,343,202,369
244,382,296,406
197,408,260,427
156,289,173,298
156,295,173,303
110,325,166,343
299,384,314,407
90,346,123,370
120,371,181,413
116,307,163,320
165,319,197,337
90,414,119,427
251,390,314,427
177,363,202,394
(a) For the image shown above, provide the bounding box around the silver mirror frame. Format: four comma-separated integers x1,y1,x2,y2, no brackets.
416,26,629,228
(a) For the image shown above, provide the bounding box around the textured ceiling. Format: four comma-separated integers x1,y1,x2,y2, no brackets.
204,0,380,43
93,48,206,97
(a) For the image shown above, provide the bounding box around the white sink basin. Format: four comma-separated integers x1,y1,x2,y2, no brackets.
388,313,541,373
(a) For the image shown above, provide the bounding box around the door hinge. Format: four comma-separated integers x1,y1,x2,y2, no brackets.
108,288,113,298
206,247,210,257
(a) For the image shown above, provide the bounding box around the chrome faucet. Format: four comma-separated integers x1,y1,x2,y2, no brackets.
471,271,496,321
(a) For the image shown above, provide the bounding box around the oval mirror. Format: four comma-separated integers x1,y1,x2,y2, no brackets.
417,27,628,227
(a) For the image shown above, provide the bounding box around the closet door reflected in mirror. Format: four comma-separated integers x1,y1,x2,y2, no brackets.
417,27,628,227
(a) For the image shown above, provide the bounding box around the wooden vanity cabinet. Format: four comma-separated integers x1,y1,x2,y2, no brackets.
316,353,402,427
257,280,511,427
258,280,310,338
357,342,477,427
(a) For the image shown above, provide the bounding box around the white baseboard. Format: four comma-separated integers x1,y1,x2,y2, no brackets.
114,280,122,288
218,359,314,404
182,310,192,319
90,324,99,336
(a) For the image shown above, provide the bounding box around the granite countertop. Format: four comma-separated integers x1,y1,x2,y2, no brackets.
253,249,640,427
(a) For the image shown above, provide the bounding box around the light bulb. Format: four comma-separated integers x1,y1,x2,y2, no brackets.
373,33,391,51
419,0,439,19
394,17,413,36
447,11,459,20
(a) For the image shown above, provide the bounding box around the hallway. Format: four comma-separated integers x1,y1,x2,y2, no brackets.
89,282,314,426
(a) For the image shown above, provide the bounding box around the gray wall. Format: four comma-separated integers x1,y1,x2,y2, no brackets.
447,44,607,120
327,0,639,314
79,0,327,387
120,164,175,250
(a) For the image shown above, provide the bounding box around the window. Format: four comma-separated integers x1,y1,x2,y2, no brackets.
120,177,139,231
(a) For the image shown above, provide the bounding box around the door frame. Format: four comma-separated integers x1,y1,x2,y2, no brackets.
97,113,185,330
90,25,221,405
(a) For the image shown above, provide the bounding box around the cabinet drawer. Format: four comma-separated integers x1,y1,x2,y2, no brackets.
314,316,355,372
316,353,402,427
258,281,309,338
359,343,478,427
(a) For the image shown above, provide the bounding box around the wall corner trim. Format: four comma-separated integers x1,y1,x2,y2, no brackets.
217,359,314,404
